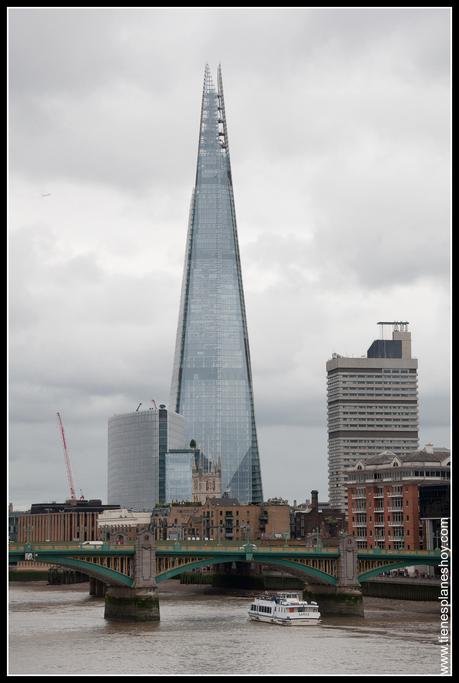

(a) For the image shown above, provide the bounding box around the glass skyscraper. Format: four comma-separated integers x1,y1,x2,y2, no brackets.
170,65,263,504
107,407,185,511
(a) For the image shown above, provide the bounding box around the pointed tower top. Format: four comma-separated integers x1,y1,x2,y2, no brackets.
203,63,215,93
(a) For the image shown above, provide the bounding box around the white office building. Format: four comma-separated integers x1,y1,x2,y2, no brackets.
327,322,419,513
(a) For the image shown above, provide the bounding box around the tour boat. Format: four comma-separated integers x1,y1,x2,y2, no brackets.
248,592,321,626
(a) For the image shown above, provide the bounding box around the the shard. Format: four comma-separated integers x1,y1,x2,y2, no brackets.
170,65,263,504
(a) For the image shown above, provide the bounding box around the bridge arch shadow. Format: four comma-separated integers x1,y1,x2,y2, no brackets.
359,559,440,583
156,555,337,586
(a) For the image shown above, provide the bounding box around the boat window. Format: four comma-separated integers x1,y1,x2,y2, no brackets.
250,604,257,611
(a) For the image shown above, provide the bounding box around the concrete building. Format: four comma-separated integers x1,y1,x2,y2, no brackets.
290,490,346,544
97,508,152,543
327,322,419,512
346,445,450,549
17,499,120,543
108,403,186,511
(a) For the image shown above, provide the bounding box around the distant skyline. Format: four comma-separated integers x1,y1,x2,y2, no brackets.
9,7,451,507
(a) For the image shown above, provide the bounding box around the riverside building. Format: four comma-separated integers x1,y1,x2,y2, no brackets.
327,322,419,512
16,499,120,543
170,65,263,504
346,445,450,549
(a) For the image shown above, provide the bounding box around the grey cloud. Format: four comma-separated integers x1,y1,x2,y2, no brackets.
9,8,451,506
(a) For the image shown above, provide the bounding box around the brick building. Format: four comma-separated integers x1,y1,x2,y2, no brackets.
346,445,450,549
290,490,346,543
201,496,291,542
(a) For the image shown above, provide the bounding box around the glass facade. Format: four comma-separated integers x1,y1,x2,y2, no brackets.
107,408,185,511
165,450,195,503
170,65,263,504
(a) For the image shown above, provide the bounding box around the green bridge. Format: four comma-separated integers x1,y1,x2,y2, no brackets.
9,534,443,621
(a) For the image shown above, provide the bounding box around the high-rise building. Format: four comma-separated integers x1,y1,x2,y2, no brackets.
327,322,419,512
170,65,263,504
107,405,185,511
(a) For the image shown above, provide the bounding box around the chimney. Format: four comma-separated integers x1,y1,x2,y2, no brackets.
311,490,319,512
425,443,434,454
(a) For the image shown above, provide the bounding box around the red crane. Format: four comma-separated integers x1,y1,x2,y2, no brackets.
56,412,77,501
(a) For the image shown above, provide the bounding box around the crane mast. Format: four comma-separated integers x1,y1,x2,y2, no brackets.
56,412,77,500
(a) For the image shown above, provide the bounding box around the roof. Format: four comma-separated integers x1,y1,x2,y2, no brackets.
207,496,240,507
352,447,450,471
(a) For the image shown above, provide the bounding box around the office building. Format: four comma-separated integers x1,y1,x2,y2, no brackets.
327,322,419,512
170,65,263,504
346,444,450,549
107,404,185,510
17,499,120,543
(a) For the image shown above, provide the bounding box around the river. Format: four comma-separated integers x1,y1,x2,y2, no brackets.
9,581,442,675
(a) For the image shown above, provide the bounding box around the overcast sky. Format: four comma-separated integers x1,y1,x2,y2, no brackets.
8,7,451,508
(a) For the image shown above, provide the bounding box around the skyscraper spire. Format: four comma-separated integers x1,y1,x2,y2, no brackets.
170,65,263,504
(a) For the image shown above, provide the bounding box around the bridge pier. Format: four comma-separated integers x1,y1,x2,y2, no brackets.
104,531,160,622
89,577,106,597
304,536,363,617
104,586,160,621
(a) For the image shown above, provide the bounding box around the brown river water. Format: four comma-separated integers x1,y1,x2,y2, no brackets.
9,581,442,675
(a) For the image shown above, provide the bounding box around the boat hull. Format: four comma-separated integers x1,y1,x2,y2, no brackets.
249,614,320,626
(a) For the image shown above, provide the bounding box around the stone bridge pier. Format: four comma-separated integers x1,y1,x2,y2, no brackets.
304,536,364,616
104,531,160,621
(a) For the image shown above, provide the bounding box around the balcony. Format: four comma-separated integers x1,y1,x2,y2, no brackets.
373,508,384,513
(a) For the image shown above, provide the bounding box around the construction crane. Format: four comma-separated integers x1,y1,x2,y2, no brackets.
56,412,77,501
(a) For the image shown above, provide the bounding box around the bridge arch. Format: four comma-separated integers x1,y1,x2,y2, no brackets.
156,555,337,586
359,558,439,583
23,555,133,587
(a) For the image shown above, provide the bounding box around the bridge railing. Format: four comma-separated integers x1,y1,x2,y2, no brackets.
9,540,340,554
154,541,339,554
358,548,442,556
